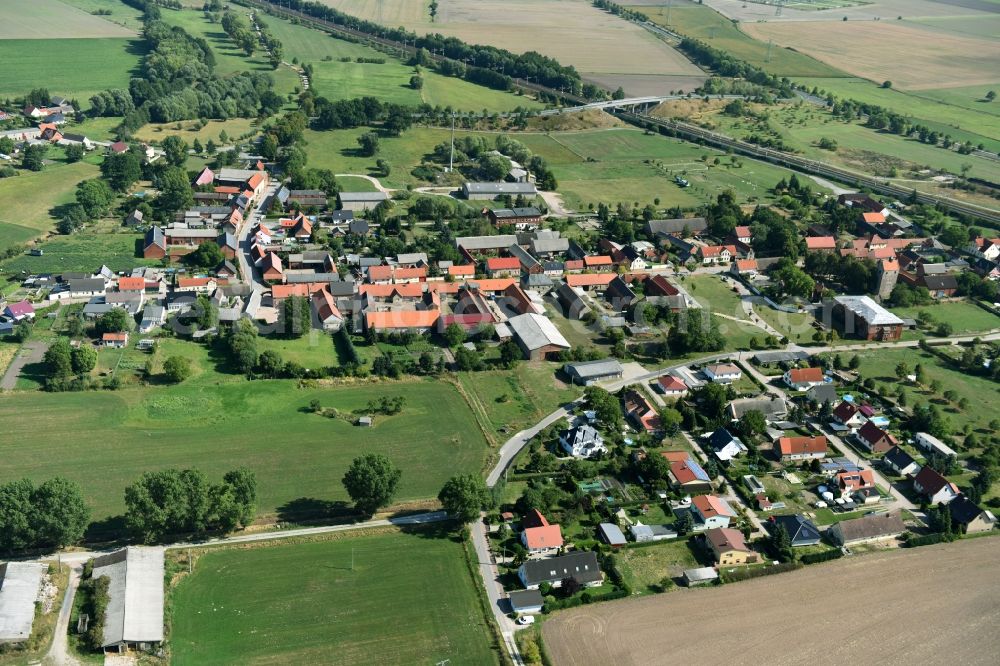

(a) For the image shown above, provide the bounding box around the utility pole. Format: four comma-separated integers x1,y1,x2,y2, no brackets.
766,38,773,63
665,0,673,26
448,112,456,173
351,547,354,572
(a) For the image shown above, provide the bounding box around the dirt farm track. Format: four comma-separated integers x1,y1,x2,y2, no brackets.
543,537,1000,666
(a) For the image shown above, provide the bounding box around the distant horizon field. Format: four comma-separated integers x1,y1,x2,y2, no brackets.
170,530,500,665
0,38,144,100
0,0,136,39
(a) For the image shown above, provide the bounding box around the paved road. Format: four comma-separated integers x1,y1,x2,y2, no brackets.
0,340,47,390
471,517,524,665
236,180,281,293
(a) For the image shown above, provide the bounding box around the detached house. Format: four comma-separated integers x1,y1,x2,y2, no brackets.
882,446,920,477
768,514,822,547
948,496,997,534
691,495,736,530
623,390,661,433
704,527,756,566
783,367,825,390
520,511,564,556
777,436,828,462
854,421,896,454
517,552,602,590
832,400,865,429
913,466,960,505
559,425,606,458
706,428,748,463
703,363,741,384
663,451,713,493
828,513,905,546
837,470,875,496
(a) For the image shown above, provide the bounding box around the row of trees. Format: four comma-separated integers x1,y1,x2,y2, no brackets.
124,467,257,542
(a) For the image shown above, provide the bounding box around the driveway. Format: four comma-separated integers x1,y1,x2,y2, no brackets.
43,564,81,666
1,340,47,390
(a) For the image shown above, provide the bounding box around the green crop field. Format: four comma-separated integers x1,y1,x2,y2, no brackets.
0,162,100,252
633,4,843,78
0,378,491,520
890,301,1000,334
170,530,499,666
0,38,145,101
260,14,542,112
456,363,579,437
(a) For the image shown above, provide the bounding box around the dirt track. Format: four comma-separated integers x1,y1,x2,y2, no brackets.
543,537,1000,666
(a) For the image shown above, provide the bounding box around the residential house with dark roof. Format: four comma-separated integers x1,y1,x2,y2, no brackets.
948,495,997,534
832,400,865,429
913,466,960,505
882,446,920,477
706,428,748,463
517,551,602,590
143,226,167,259
854,421,896,454
768,514,822,547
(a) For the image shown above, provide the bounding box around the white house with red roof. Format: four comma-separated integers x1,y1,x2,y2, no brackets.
783,367,826,390
3,300,35,322
690,495,735,530
520,510,564,556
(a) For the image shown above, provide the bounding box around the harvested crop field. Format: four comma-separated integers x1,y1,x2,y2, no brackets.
330,0,707,95
698,0,995,22
0,0,136,38
543,537,1000,666
742,20,1000,90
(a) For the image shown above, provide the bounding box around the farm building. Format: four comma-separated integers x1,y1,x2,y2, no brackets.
563,359,624,386
646,217,707,238
462,182,538,200
598,523,627,547
0,562,46,644
828,513,906,546
507,313,570,360
487,207,542,228
829,296,904,342
630,524,677,543
338,191,388,211
91,547,164,651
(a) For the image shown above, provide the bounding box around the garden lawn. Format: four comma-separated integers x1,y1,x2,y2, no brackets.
256,332,343,370
890,301,1000,334
169,530,499,666
0,379,491,521
684,275,745,318
618,540,700,594
133,118,260,144
0,39,144,101
336,175,380,192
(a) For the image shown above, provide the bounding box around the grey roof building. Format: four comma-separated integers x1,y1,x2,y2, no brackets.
530,238,570,255
806,383,838,406
598,522,627,547
563,358,624,385
727,397,788,420
0,562,46,644
91,547,164,649
455,235,519,252
507,313,570,360
647,217,708,237
518,551,602,589
768,514,822,547
462,182,538,199
828,513,906,546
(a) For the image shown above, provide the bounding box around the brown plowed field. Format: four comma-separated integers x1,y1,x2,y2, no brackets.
543,537,1000,666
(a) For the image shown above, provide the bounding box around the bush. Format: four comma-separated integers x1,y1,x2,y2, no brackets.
904,532,950,548
800,549,844,565
720,562,801,583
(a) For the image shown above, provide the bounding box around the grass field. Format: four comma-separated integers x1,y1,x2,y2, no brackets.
706,102,1000,180
1,222,152,274
844,347,1000,435
170,530,499,665
456,363,579,437
0,0,135,39
133,118,261,144
260,14,542,111
0,38,144,100
0,162,100,255
635,3,843,78
544,538,1000,665
685,274,745,318
890,301,1000,334
618,540,699,593
0,378,491,521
